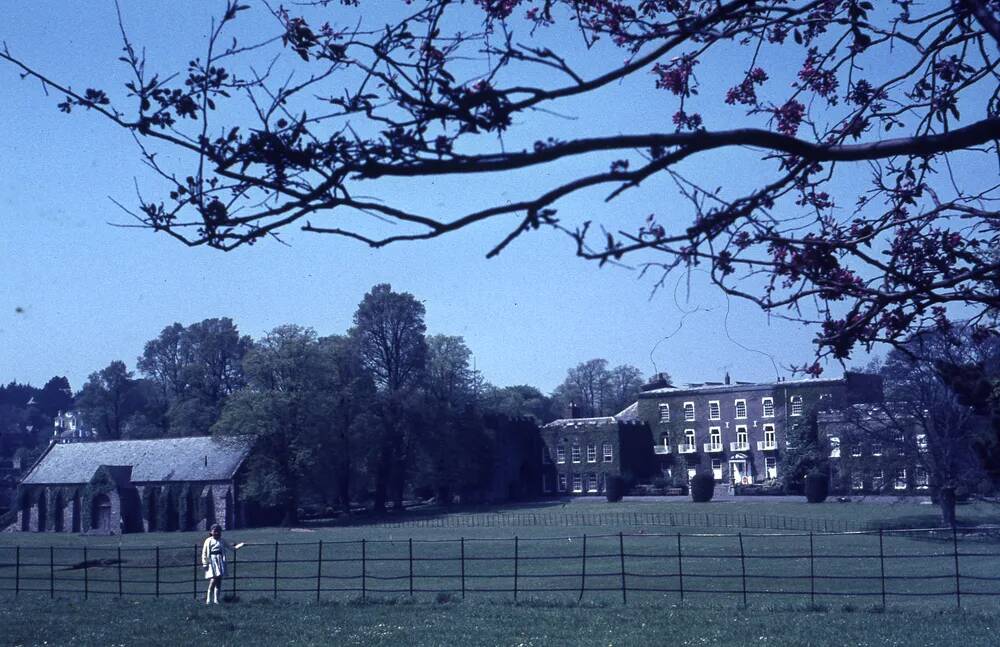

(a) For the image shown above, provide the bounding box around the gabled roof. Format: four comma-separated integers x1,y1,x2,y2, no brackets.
21,436,255,486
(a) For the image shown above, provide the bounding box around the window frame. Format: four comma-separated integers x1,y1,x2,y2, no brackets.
708,400,721,420
711,459,723,480
734,399,747,419
765,457,777,479
708,426,721,450
761,397,775,418
557,474,567,492
602,442,613,463
572,474,583,493
790,395,803,417
658,403,670,423
542,446,552,464
894,468,907,490
556,445,566,464
586,444,597,463
571,444,581,464
683,401,696,422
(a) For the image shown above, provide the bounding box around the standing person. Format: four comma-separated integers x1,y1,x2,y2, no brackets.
202,523,244,604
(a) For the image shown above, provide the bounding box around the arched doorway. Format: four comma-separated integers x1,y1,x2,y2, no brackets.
71,492,81,533
147,488,158,532
36,490,47,532
91,494,112,533
53,491,64,532
202,487,215,529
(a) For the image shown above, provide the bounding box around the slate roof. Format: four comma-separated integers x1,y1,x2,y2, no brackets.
21,436,255,485
640,376,848,397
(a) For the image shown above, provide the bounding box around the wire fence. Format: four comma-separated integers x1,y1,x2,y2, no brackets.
2,527,999,607
345,510,869,533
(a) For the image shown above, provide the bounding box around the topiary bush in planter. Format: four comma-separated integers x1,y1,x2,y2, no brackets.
690,470,715,502
606,475,625,502
804,469,829,503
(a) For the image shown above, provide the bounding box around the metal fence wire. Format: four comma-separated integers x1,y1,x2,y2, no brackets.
1,527,998,608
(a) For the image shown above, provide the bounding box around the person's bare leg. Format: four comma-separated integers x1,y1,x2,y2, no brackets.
205,578,215,605
213,577,221,604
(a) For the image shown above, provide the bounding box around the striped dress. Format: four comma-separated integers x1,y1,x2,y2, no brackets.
202,537,233,578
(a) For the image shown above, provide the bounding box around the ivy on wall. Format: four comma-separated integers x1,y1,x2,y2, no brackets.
81,466,119,532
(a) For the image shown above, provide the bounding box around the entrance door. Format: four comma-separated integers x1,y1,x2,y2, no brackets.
730,459,748,485
92,494,112,532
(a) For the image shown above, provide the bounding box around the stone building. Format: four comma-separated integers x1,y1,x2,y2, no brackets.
16,435,255,534
634,373,883,487
539,405,655,495
819,405,931,494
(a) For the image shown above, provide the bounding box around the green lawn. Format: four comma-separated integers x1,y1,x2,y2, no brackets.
1,500,998,609
2,598,999,647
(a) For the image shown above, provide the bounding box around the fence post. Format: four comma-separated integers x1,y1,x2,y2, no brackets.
14,546,19,597
513,536,519,601
952,525,961,609
460,537,465,600
155,546,160,599
677,533,684,602
738,533,747,609
83,546,88,600
193,544,199,600
808,532,815,607
49,546,54,599
117,546,123,598
619,532,627,605
232,544,238,600
878,529,886,609
316,540,323,602
361,539,366,600
408,538,414,597
273,542,279,599
578,534,587,601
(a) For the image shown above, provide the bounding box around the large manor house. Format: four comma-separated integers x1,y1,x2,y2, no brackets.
13,370,917,535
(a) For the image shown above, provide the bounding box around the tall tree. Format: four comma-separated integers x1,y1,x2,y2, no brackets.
414,335,493,502
350,284,428,511
137,318,251,436
482,384,556,423
75,361,146,440
837,328,1000,525
553,359,612,418
607,364,645,415
213,325,327,525
5,2,1000,365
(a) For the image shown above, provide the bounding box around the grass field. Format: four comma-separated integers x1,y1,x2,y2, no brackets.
2,598,1000,646
1,499,998,645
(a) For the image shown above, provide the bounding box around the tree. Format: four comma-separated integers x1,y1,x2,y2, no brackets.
837,328,1000,525
74,361,151,440
350,284,428,510
606,364,645,415
482,384,556,423
137,318,251,436
4,1,999,365
414,335,494,502
553,359,612,418
213,325,328,524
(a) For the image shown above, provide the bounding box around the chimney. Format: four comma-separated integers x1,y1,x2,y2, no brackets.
724,372,731,385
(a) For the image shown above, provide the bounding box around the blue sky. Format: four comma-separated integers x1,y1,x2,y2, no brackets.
0,1,884,394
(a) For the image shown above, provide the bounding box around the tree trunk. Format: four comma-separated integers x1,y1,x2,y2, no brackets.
939,486,957,527
281,495,299,527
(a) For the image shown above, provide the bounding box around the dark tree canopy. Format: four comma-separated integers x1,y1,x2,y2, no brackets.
3,1,999,365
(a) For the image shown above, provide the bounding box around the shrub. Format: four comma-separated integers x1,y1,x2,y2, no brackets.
606,476,625,502
804,469,829,503
690,470,715,502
